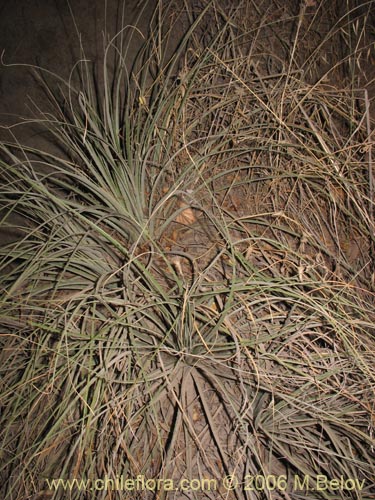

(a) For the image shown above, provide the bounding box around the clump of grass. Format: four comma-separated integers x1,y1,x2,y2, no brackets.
1,1,375,499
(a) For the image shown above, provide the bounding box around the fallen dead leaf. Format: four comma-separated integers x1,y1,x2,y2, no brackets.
176,199,196,226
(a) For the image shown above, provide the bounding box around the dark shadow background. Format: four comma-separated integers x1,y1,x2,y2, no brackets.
0,0,158,141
